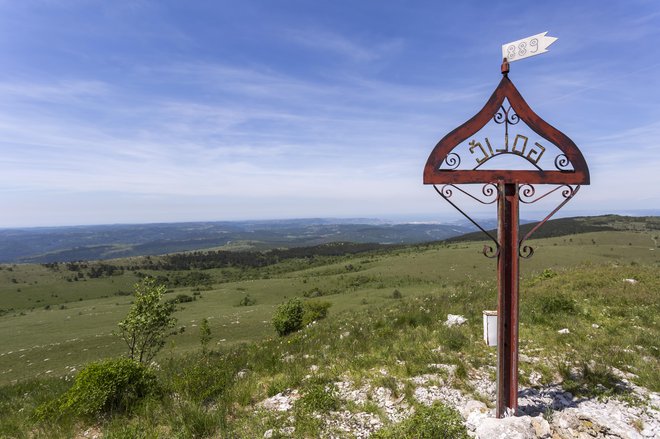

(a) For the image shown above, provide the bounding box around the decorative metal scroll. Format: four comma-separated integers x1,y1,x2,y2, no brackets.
432,182,580,259
517,184,580,258
433,184,500,258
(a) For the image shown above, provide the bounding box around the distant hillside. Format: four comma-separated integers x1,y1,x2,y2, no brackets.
0,219,473,264
447,214,660,243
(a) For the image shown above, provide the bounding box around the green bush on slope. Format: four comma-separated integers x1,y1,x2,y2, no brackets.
36,358,158,419
272,298,332,336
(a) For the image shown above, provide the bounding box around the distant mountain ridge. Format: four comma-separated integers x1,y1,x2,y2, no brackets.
0,219,474,263
447,214,660,243
1,215,656,264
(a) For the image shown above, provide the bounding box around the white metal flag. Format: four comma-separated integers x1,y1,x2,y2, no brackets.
502,32,557,62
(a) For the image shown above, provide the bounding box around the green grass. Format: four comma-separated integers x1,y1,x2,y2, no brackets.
0,229,658,436
0,230,657,385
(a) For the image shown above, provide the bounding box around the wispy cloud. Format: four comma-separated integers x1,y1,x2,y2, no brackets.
283,27,402,62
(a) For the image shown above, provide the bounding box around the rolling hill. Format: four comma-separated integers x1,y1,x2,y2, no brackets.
0,219,474,264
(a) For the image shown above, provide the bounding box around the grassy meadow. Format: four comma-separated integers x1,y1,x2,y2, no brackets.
0,228,658,437
0,230,657,386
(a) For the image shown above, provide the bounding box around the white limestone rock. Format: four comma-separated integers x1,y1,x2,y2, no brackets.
445,314,468,327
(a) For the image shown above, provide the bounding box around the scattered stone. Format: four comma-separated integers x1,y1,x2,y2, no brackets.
623,278,638,284
280,426,295,436
323,410,382,438
258,366,660,439
557,328,570,334
528,371,543,386
413,382,468,409
429,362,457,372
476,415,550,439
592,323,600,329
334,381,369,405
236,369,249,379
461,399,488,419
258,389,300,412
78,427,103,439
445,314,467,327
519,353,538,363
371,386,412,422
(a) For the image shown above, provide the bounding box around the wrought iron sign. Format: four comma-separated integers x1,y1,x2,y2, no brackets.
423,59,589,417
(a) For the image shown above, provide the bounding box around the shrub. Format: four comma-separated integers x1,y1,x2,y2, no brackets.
371,402,469,439
37,358,158,419
539,268,557,279
238,294,256,306
302,300,331,326
391,289,403,299
272,298,304,336
167,294,194,304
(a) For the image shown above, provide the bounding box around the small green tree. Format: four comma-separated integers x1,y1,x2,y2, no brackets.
199,317,211,353
116,278,176,363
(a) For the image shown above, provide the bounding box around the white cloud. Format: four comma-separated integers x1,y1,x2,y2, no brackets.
283,27,402,62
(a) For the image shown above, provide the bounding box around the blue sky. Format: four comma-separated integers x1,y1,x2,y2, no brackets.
0,0,659,227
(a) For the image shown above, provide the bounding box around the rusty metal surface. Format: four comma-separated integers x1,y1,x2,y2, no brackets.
496,182,520,417
423,61,590,418
423,71,589,185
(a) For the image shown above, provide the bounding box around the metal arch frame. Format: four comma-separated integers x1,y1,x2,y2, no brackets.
423,62,589,186
423,60,590,418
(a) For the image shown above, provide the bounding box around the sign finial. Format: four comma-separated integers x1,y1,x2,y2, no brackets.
501,58,510,75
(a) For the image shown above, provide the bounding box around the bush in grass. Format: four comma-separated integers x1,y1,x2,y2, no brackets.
371,402,469,439
272,298,333,335
272,298,304,336
37,358,158,419
167,293,194,304
302,300,331,326
238,294,256,306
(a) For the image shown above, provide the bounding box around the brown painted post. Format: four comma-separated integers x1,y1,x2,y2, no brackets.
496,182,520,417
